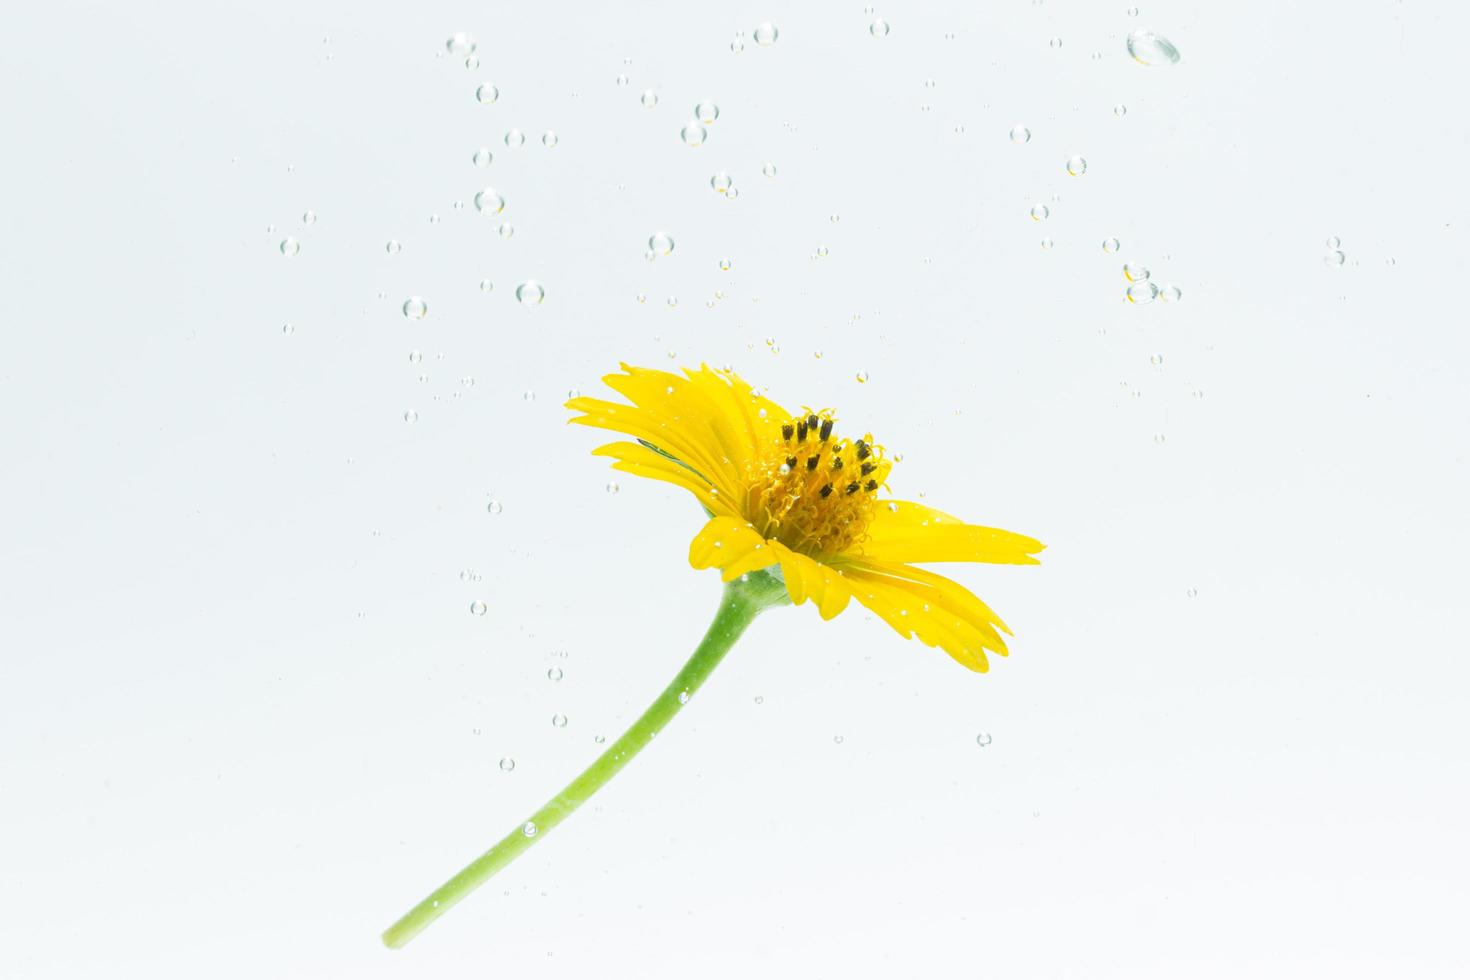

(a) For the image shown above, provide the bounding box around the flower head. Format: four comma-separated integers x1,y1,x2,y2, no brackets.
567,364,1043,671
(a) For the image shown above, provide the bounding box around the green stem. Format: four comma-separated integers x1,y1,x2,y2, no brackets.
381,570,789,949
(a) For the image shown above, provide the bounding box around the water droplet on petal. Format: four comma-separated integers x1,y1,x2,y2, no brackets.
281,323,295,335
710,172,732,194
479,278,494,293
606,481,620,494
522,820,537,837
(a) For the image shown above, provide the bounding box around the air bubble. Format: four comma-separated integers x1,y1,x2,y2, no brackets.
606,481,620,494
711,172,732,194
470,600,487,616
856,370,870,383
499,758,515,772
552,713,568,728
976,732,993,748
753,22,779,46
1323,250,1346,267
474,188,505,215
641,88,658,108
548,667,564,681
1009,124,1031,144
1127,281,1160,304
762,162,778,177
542,130,559,148
279,237,300,256
1066,155,1088,176
402,296,428,319
522,821,537,837
1102,237,1121,253
1126,30,1181,65
870,18,891,38
476,83,499,104
680,121,707,147
1030,203,1050,222
504,128,525,148
447,33,477,57
1122,263,1150,282
516,281,545,306
695,101,720,123
386,240,402,254
648,231,675,256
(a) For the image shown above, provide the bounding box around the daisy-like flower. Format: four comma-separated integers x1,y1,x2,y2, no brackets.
571,363,1043,671
382,363,1042,949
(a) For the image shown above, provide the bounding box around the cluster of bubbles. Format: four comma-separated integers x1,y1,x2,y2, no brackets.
678,100,720,148
1323,235,1346,267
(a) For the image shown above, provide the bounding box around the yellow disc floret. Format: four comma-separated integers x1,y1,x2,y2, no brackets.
742,408,891,556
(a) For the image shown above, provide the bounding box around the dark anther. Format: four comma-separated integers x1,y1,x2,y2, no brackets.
806,454,820,471
819,483,834,498
864,479,878,492
860,462,876,476
781,423,794,441
831,457,844,471
845,482,861,495
785,456,798,469
855,440,871,461
796,420,808,442
819,418,834,441
807,414,819,430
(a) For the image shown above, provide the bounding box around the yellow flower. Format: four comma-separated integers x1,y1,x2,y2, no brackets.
567,363,1044,672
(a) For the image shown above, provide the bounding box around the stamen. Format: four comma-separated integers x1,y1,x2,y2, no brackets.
785,456,798,469
832,457,843,471
860,462,876,476
807,414,819,430
855,440,871,461
806,454,819,471
864,479,878,491
819,419,833,441
819,484,834,498
796,421,808,442
845,482,860,495
781,423,794,441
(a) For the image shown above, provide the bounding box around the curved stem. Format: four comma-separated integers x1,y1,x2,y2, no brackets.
381,571,789,949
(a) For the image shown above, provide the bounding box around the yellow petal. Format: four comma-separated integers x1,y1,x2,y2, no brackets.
589,442,739,517
772,543,851,620
839,560,1014,672
858,500,1044,565
566,395,741,500
688,516,780,582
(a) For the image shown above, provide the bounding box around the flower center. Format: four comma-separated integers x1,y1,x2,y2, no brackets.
744,410,891,555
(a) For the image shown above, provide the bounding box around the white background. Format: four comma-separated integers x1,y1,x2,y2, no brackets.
3,1,1468,976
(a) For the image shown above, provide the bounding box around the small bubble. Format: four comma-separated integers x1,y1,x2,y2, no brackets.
1030,203,1050,222
301,210,316,226
542,130,559,148
279,237,300,256
1114,104,1128,117
710,172,733,194
719,257,732,271
402,296,428,319
479,278,494,293
695,101,720,123
1127,281,1160,304
428,213,440,224
834,734,845,744
1103,237,1121,253
1158,284,1183,302
499,757,516,772
727,186,740,200
1153,433,1167,444
666,295,678,308
516,280,546,306
281,322,294,335
1122,263,1150,282
548,667,564,681
677,690,691,704
1323,250,1346,267
754,22,779,46
856,370,870,383
594,734,606,743
1049,36,1063,48
680,121,708,146
470,600,487,615
465,56,479,70
1040,237,1054,250
1326,236,1341,249
1066,155,1088,176
1150,353,1164,366
762,162,778,177
730,38,745,53
1126,30,1181,66
504,128,525,148
474,188,505,214
1127,6,1140,15
754,695,765,704
606,481,620,494
522,821,537,837
870,18,891,38
976,732,993,748
522,390,536,401
447,32,477,57
487,500,504,515
648,231,675,256
408,350,423,364
1009,124,1031,144
641,88,659,108
815,245,829,257
385,240,402,254
552,713,568,728
476,82,499,104
498,222,515,238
